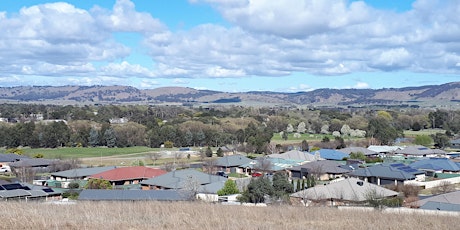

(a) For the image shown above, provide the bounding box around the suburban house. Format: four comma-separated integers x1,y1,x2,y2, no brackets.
289,160,351,180
238,157,303,175
394,145,447,158
290,177,399,207
50,166,117,181
196,180,227,202
140,168,227,190
213,154,252,174
78,189,193,201
0,153,29,165
367,145,402,157
416,190,460,212
268,149,322,164
450,139,460,149
409,158,460,174
0,182,61,201
348,163,425,186
309,149,349,161
338,147,379,158
88,166,167,187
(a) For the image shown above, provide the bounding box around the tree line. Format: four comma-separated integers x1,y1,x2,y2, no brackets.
0,104,459,152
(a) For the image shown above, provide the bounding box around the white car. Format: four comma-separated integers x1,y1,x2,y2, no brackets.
0,166,11,173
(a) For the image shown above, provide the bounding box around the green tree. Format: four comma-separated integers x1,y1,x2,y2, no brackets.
301,140,309,151
367,117,401,145
85,178,112,189
88,128,99,147
217,180,240,196
432,133,450,149
103,127,116,148
272,172,293,200
216,147,224,157
205,146,213,157
349,152,366,161
238,177,273,204
414,135,433,147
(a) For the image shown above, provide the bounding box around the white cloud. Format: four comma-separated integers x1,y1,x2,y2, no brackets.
100,61,155,78
173,79,190,84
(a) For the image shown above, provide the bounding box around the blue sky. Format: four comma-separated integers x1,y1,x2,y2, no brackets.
0,0,459,92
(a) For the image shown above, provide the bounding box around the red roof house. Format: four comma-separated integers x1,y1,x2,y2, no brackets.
89,166,167,186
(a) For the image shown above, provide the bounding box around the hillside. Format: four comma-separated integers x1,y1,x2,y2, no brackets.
0,82,459,108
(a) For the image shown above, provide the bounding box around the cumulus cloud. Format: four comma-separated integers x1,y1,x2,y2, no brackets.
1,0,460,88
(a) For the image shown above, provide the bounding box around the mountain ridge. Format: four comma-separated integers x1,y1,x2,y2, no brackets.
0,82,459,108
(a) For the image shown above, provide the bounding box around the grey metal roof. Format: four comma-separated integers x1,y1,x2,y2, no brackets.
409,158,460,172
51,166,117,178
198,180,226,194
420,201,460,212
269,150,322,162
338,147,378,156
290,177,399,202
9,158,57,167
78,189,193,201
214,155,252,167
141,168,227,189
348,163,423,180
290,160,351,174
0,153,29,162
0,189,32,198
395,145,447,156
418,190,460,207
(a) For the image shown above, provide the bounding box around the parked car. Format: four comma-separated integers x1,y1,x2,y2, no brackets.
216,171,228,178
251,172,263,177
0,166,11,173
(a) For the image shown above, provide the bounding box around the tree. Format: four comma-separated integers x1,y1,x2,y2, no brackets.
349,152,366,161
103,127,116,148
301,140,309,152
205,146,213,157
414,135,433,147
88,128,99,147
272,172,293,201
238,177,273,204
297,122,306,133
217,180,240,196
147,152,162,166
432,133,450,149
216,147,224,157
286,124,294,133
367,117,401,145
85,178,112,189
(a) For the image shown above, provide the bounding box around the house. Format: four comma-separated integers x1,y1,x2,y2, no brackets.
196,180,227,202
9,158,57,168
337,147,379,158
140,168,227,190
213,155,252,174
394,145,447,158
417,190,460,211
289,160,351,180
0,182,61,201
0,154,29,165
367,145,402,157
290,178,399,207
309,149,349,161
268,149,322,163
451,139,460,149
348,163,425,186
409,158,460,174
238,157,303,175
88,166,167,187
50,166,117,181
78,189,193,201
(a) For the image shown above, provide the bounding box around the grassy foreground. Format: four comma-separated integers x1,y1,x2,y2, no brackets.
1,201,459,230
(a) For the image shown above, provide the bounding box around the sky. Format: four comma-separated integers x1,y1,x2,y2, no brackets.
0,0,459,92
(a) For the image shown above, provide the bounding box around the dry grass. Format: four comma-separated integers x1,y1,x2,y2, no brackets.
1,201,460,230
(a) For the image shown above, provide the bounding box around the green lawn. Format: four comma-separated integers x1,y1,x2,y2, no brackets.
21,146,159,159
404,129,446,137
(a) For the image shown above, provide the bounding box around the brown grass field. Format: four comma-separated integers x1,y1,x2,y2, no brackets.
1,201,460,230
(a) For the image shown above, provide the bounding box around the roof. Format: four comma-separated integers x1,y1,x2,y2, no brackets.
310,149,349,161
140,168,227,189
89,166,167,181
198,180,226,194
418,190,460,207
239,157,302,171
290,160,351,174
214,155,252,167
409,158,460,172
367,145,402,153
395,145,447,156
9,158,57,167
0,153,29,162
268,150,322,162
338,147,378,156
348,163,424,180
420,201,460,212
450,139,460,144
51,166,117,178
78,189,193,201
290,178,399,202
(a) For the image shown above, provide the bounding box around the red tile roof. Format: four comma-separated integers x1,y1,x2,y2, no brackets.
89,166,167,181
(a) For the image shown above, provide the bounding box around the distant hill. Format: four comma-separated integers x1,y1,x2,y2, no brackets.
0,82,459,108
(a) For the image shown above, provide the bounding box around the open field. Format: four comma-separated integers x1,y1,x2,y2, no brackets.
20,146,159,159
403,129,446,137
1,201,459,230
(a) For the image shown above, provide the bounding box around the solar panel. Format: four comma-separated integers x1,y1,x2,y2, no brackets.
390,163,405,167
